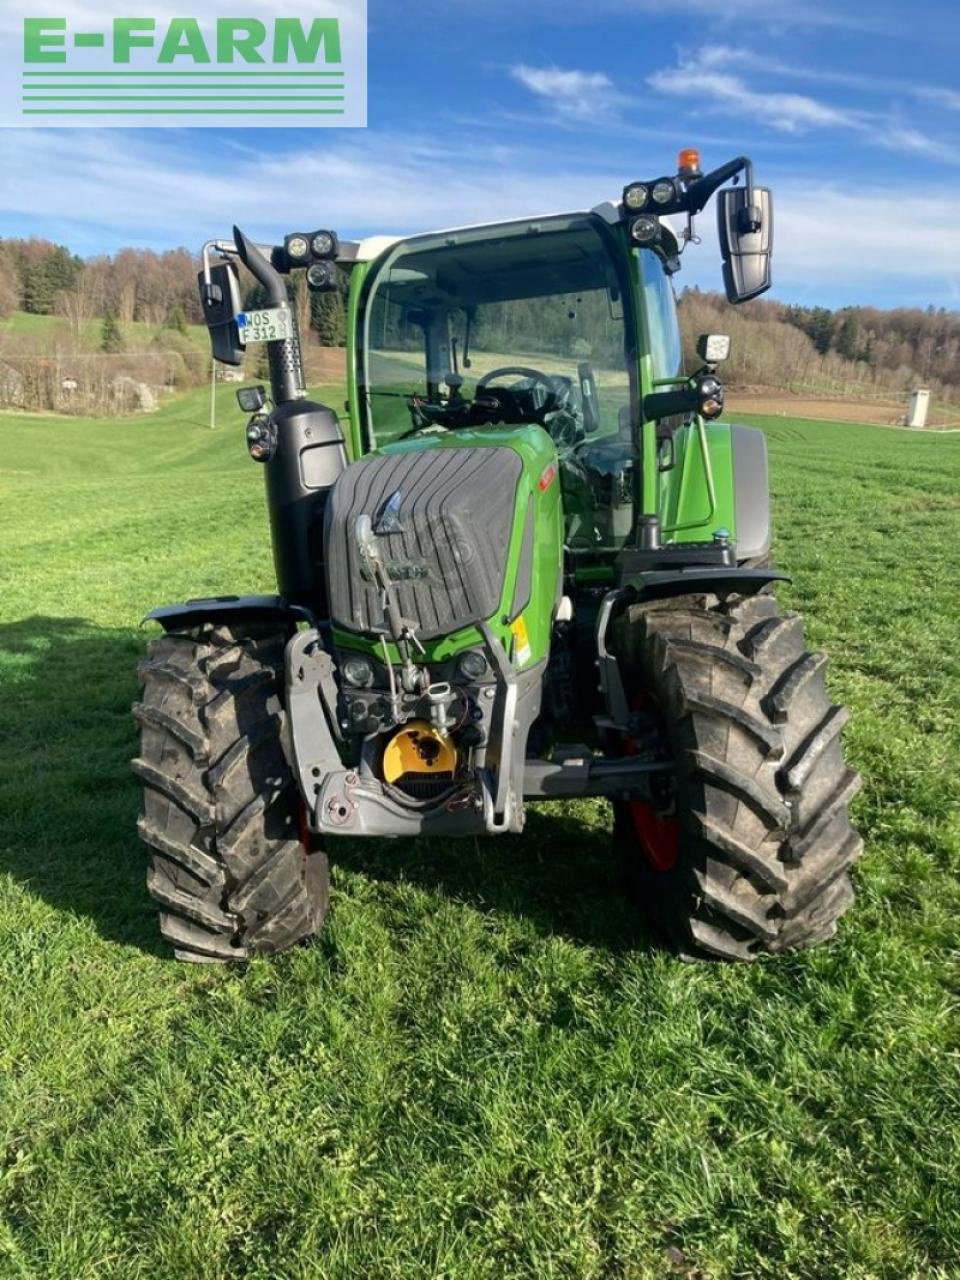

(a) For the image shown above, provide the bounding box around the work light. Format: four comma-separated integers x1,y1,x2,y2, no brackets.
652,179,677,206
306,260,338,291
284,233,311,264
310,230,338,258
236,384,267,414
629,215,661,245
623,183,649,212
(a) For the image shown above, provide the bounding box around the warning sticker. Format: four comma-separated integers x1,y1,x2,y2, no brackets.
510,615,532,667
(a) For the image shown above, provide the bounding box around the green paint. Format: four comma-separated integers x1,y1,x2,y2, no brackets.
273,18,342,64
23,95,345,101
216,19,267,64
22,108,345,115
23,18,66,63
158,19,211,64
113,18,155,62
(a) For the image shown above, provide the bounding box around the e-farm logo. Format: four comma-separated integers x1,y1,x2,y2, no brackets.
1,5,366,127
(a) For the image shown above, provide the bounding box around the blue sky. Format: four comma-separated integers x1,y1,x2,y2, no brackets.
1,0,959,308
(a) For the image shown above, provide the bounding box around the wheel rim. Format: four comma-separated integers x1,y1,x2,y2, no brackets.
626,692,679,872
628,800,679,871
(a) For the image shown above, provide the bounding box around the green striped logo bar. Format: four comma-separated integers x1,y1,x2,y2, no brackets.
4,7,367,127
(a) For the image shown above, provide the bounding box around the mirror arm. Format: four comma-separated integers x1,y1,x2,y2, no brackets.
684,156,753,216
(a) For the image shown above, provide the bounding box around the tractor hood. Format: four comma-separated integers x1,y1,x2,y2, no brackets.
324,426,563,665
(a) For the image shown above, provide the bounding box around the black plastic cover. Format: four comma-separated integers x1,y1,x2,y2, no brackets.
325,447,523,639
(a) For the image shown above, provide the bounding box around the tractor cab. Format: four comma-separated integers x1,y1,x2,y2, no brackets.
352,210,678,559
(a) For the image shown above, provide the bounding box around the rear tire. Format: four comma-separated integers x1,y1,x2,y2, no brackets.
612,592,862,961
132,623,328,963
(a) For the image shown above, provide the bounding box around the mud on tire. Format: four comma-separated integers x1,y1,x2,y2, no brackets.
132,623,328,962
613,592,862,961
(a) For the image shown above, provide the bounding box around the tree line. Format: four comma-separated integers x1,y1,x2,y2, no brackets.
1,235,957,406
678,288,960,404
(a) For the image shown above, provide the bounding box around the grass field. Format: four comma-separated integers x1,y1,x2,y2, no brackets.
1,389,959,1278
0,309,209,350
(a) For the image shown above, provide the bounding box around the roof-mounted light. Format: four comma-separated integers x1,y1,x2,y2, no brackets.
310,230,338,259
623,182,649,212
652,179,678,206
677,148,702,176
629,214,661,245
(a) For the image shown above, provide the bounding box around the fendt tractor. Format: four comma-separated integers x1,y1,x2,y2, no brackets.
133,150,862,963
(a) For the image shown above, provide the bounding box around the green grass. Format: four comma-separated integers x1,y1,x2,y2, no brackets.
1,394,959,1278
0,308,209,349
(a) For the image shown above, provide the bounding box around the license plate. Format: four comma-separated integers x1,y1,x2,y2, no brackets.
237,307,294,345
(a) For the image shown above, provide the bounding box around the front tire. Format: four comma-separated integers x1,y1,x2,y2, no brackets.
613,592,862,961
132,623,328,963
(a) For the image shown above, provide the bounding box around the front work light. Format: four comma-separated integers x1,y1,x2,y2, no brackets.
629,215,661,245
310,230,338,258
306,260,338,291
284,233,311,264
652,179,678,206
623,183,649,212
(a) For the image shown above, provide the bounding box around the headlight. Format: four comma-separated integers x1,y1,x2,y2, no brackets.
623,183,649,212
629,215,661,245
342,656,374,688
310,230,337,258
245,417,277,463
284,233,311,263
652,179,677,205
457,650,487,681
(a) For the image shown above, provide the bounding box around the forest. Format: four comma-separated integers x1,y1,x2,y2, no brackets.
1,234,958,412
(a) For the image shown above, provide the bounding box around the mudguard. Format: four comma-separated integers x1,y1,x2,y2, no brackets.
143,594,307,632
625,567,789,600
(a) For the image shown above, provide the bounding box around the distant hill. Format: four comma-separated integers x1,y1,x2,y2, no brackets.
2,234,957,417
678,288,960,407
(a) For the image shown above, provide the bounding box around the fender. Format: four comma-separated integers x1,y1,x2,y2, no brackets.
625,567,789,600
143,593,310,632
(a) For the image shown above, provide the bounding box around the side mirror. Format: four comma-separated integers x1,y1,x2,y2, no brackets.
237,384,267,413
717,187,773,303
697,333,731,364
197,261,243,366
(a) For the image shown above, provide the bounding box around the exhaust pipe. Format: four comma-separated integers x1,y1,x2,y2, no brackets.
232,225,305,405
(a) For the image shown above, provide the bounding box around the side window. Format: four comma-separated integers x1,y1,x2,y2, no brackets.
638,249,682,380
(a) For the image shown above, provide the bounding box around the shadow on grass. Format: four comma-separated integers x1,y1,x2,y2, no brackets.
328,808,649,954
0,614,165,955
0,615,651,958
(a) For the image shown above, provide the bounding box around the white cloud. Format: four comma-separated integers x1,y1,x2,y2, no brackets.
648,52,956,162
0,129,958,306
509,65,624,122
649,66,855,133
915,86,960,112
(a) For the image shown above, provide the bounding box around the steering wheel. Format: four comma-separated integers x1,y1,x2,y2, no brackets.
477,366,561,399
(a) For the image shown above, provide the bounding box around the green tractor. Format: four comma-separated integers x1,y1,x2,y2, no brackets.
133,150,861,963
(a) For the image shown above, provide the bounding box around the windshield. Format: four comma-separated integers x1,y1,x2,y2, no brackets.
359,215,634,450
